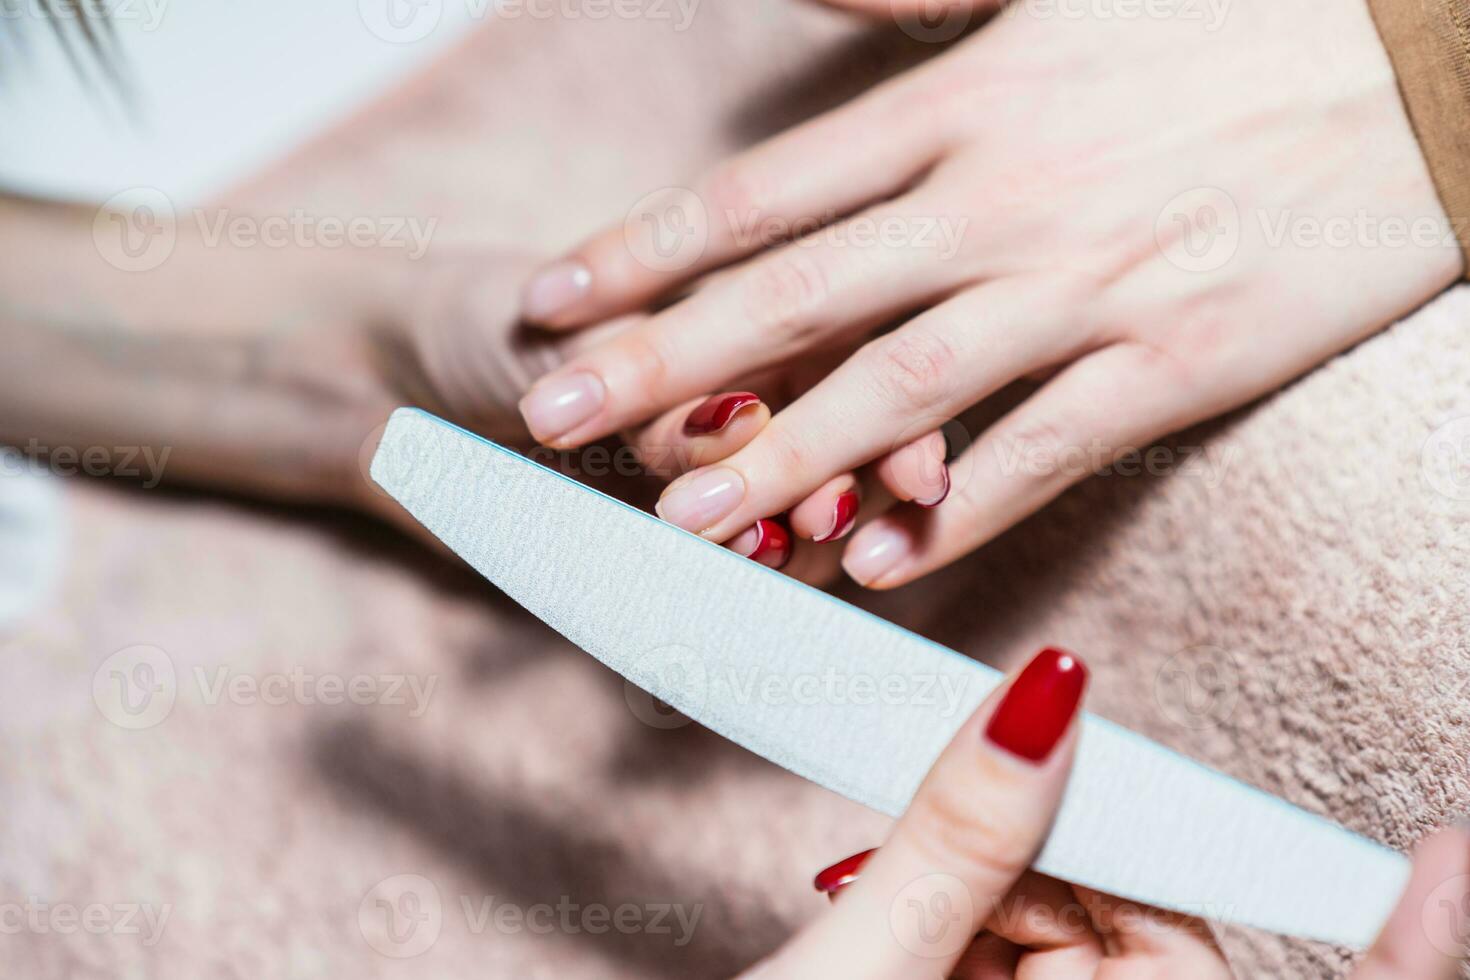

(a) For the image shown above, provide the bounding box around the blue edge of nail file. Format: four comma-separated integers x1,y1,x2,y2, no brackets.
371,407,1410,950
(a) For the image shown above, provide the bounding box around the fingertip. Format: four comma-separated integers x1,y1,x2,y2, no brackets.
521,258,593,327
790,476,862,543
841,513,921,589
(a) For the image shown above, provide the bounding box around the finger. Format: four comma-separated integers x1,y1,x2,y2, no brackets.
517,195,962,449
520,74,949,329
1355,825,1470,980
774,534,846,587
873,429,949,506
652,276,1093,541
626,391,771,479
771,647,1088,978
1065,885,1227,971
789,474,862,543
842,342,1195,588
725,518,794,571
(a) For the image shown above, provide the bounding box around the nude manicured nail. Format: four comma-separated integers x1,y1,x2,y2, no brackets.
729,518,792,569
522,260,592,322
814,490,861,543
656,467,745,533
518,370,605,444
842,523,911,586
814,848,875,900
984,647,1088,763
683,392,761,436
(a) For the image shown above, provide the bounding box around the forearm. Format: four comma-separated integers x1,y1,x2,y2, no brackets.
0,195,397,503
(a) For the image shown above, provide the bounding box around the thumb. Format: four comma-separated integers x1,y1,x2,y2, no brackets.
1354,825,1470,980
764,646,1087,977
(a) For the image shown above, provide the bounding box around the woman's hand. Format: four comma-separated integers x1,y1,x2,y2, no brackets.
748,646,1470,978
515,0,1463,588
0,195,851,579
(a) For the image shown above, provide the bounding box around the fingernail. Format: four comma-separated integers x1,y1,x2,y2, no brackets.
814,848,875,900
841,523,911,586
814,490,861,543
656,467,745,533
522,260,592,323
518,371,606,444
915,465,950,508
729,518,792,569
984,647,1088,763
683,392,761,436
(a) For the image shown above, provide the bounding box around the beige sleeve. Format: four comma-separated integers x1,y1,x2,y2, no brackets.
1367,0,1470,277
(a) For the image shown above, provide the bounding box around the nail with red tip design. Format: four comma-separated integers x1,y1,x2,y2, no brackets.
814,490,861,543
814,848,875,900
731,518,792,569
984,647,1088,763
683,392,761,436
915,465,949,508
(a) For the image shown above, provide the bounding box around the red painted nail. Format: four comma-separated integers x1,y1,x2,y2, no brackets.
814,848,875,899
735,518,792,570
683,392,761,436
915,465,949,508
814,490,861,543
984,647,1087,763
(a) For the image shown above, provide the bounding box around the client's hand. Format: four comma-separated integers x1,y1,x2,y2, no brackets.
748,646,1470,978
0,196,851,577
516,0,1464,588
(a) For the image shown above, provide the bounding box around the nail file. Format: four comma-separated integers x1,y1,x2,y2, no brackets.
371,408,1408,948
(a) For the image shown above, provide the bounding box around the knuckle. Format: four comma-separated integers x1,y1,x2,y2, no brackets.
737,252,832,343
904,775,1033,884
752,422,813,478
989,414,1077,486
614,331,674,397
861,329,958,412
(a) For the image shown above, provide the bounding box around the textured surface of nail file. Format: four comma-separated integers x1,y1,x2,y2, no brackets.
372,408,1408,948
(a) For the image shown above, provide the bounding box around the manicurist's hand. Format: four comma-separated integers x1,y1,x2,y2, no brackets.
743,646,1470,979
517,0,1464,588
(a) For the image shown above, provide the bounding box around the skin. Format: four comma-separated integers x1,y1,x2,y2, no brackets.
518,0,1465,589
2,8,1461,972
745,649,1470,979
